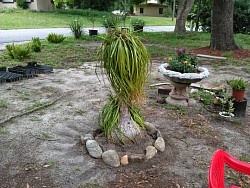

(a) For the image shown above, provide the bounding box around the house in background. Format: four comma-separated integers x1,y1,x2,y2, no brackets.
134,0,169,17
0,0,55,11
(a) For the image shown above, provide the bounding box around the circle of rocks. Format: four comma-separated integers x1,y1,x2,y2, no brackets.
80,122,165,167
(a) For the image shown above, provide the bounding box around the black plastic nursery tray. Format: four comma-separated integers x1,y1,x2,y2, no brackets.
0,71,23,83
9,66,38,78
27,62,53,74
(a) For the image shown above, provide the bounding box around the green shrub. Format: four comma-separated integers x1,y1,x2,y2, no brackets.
6,42,30,60
56,9,110,17
46,33,66,43
69,19,83,39
30,37,41,52
101,15,120,28
16,0,28,9
130,18,146,27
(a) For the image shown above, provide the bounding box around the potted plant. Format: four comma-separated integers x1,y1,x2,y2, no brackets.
101,15,120,33
88,17,98,36
130,18,146,32
226,78,247,101
97,29,151,143
218,91,234,118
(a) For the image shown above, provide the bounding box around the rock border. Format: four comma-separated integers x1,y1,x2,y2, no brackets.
81,122,165,167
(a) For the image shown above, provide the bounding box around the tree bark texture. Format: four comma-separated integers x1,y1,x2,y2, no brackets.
174,0,194,33
112,104,141,143
210,0,239,50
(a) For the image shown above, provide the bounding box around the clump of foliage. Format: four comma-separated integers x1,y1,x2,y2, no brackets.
101,15,120,28
226,78,247,90
16,0,28,9
56,9,110,17
188,0,250,33
69,19,83,39
46,33,66,43
30,37,42,52
166,48,199,73
6,42,30,60
130,18,146,27
97,30,151,143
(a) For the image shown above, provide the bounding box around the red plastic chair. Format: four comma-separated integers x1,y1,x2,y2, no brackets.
208,150,250,188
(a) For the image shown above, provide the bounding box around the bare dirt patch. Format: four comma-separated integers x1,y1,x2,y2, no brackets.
0,47,250,188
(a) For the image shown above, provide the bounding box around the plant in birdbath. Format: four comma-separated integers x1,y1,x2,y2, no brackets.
166,48,199,73
97,29,151,144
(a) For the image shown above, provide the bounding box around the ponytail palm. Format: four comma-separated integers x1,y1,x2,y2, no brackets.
98,30,151,143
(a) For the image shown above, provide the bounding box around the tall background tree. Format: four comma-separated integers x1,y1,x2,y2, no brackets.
174,0,195,33
210,0,238,50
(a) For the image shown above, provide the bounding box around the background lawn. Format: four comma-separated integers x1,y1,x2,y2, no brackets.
0,9,175,29
0,32,249,69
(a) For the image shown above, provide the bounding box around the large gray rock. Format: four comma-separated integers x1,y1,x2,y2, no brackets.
145,146,157,160
102,150,120,167
154,137,165,152
144,122,157,135
86,140,103,158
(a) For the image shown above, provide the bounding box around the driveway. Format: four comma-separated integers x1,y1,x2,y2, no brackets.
0,26,175,50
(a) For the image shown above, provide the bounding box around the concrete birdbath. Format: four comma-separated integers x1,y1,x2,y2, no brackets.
158,63,209,106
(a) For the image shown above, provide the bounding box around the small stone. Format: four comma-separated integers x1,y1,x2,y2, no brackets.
145,146,157,160
102,150,120,167
80,133,94,144
156,129,162,138
86,140,103,158
144,122,157,135
129,154,145,162
154,137,165,152
120,155,128,166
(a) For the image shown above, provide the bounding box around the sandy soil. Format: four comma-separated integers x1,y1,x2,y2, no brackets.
0,55,250,187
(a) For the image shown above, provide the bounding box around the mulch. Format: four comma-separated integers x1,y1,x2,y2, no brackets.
192,46,250,59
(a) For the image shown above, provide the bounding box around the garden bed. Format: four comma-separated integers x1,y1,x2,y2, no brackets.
0,54,249,187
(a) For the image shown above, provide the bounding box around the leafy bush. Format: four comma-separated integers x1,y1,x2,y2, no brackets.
6,43,30,60
30,37,42,52
69,19,83,39
16,0,28,9
188,0,250,33
130,18,146,27
56,9,110,17
46,33,66,43
101,15,120,28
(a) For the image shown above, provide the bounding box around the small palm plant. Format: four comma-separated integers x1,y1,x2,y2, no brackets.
97,30,151,144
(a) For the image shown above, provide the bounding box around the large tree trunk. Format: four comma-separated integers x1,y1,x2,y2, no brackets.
210,0,238,50
174,0,194,33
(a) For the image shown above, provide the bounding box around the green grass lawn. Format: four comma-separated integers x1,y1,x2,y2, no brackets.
0,9,175,29
0,32,249,70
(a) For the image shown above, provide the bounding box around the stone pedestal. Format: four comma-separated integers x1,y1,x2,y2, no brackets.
166,81,194,107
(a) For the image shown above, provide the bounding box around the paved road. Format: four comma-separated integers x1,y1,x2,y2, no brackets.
0,26,175,50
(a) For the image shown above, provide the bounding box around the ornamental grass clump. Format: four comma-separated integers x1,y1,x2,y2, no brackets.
166,48,199,73
97,30,151,144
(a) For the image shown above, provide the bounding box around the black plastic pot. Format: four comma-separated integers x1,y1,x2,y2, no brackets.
89,29,98,36
133,26,143,32
233,98,247,117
